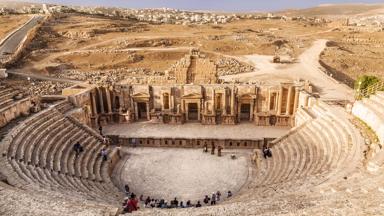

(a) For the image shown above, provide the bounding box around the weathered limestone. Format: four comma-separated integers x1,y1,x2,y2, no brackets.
0,86,34,128
352,91,384,146
169,49,217,84
81,83,304,127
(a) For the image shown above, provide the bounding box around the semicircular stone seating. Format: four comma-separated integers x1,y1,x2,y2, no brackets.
2,95,384,215
0,100,121,214
133,98,371,215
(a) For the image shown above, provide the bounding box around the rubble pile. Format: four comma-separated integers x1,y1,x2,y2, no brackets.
23,80,72,95
58,30,95,39
216,58,255,76
53,68,163,85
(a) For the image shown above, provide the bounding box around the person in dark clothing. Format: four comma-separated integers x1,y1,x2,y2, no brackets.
145,196,151,207
211,193,216,205
100,148,108,161
99,125,103,135
227,190,232,198
186,200,192,207
124,184,130,196
73,142,83,157
195,201,202,208
203,195,210,204
171,197,179,208
179,201,184,208
263,146,272,159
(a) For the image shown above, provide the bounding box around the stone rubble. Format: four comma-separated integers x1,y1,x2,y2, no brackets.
216,58,255,76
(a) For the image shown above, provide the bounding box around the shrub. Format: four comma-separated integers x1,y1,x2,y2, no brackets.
354,75,380,90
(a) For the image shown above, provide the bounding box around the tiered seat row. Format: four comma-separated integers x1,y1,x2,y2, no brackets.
0,103,121,205
251,101,362,194
352,91,384,146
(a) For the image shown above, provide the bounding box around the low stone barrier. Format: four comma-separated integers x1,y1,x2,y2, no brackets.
115,136,275,149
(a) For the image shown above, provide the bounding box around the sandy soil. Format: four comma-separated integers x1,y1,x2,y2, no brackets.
18,15,326,74
221,39,355,101
0,15,31,40
116,147,251,202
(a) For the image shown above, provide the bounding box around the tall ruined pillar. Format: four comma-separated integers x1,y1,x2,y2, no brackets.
105,89,112,113
223,89,227,115
230,86,235,115
146,102,150,120
91,91,97,115
293,87,300,113
267,88,271,111
98,88,105,113
197,100,201,121
250,100,254,121
134,102,138,120
277,86,283,115
286,86,293,115
211,89,215,115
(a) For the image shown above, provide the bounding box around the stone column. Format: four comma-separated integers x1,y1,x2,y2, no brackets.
98,88,105,113
184,101,188,120
230,87,235,115
250,99,254,121
267,88,271,111
146,102,150,120
105,89,112,113
237,101,241,122
286,86,293,115
223,89,227,115
171,95,175,112
293,87,300,113
134,102,138,120
91,92,97,115
197,100,201,121
277,86,283,115
211,89,215,115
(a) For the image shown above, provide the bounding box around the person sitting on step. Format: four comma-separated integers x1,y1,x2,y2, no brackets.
100,147,108,161
73,142,83,157
263,146,272,159
124,184,130,196
195,201,202,208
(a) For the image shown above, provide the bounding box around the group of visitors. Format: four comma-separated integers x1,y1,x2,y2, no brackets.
121,184,234,213
72,137,110,161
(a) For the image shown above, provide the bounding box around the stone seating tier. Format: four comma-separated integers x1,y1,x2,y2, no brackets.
0,104,121,207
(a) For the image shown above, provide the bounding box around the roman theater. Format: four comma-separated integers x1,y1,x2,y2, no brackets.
1,2,384,216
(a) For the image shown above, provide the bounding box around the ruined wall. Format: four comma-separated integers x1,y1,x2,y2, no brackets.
90,82,305,127
193,58,217,84
0,98,31,128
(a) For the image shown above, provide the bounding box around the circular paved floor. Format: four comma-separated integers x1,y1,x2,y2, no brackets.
117,148,251,202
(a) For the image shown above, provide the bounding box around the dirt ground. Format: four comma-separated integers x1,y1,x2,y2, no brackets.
320,30,384,80
18,14,327,75
0,15,31,40
115,147,251,202
4,9,384,86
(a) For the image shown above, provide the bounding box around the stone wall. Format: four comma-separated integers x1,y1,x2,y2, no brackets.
89,82,305,127
117,136,273,150
0,98,31,128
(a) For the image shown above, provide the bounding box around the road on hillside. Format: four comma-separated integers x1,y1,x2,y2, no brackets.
0,16,43,60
